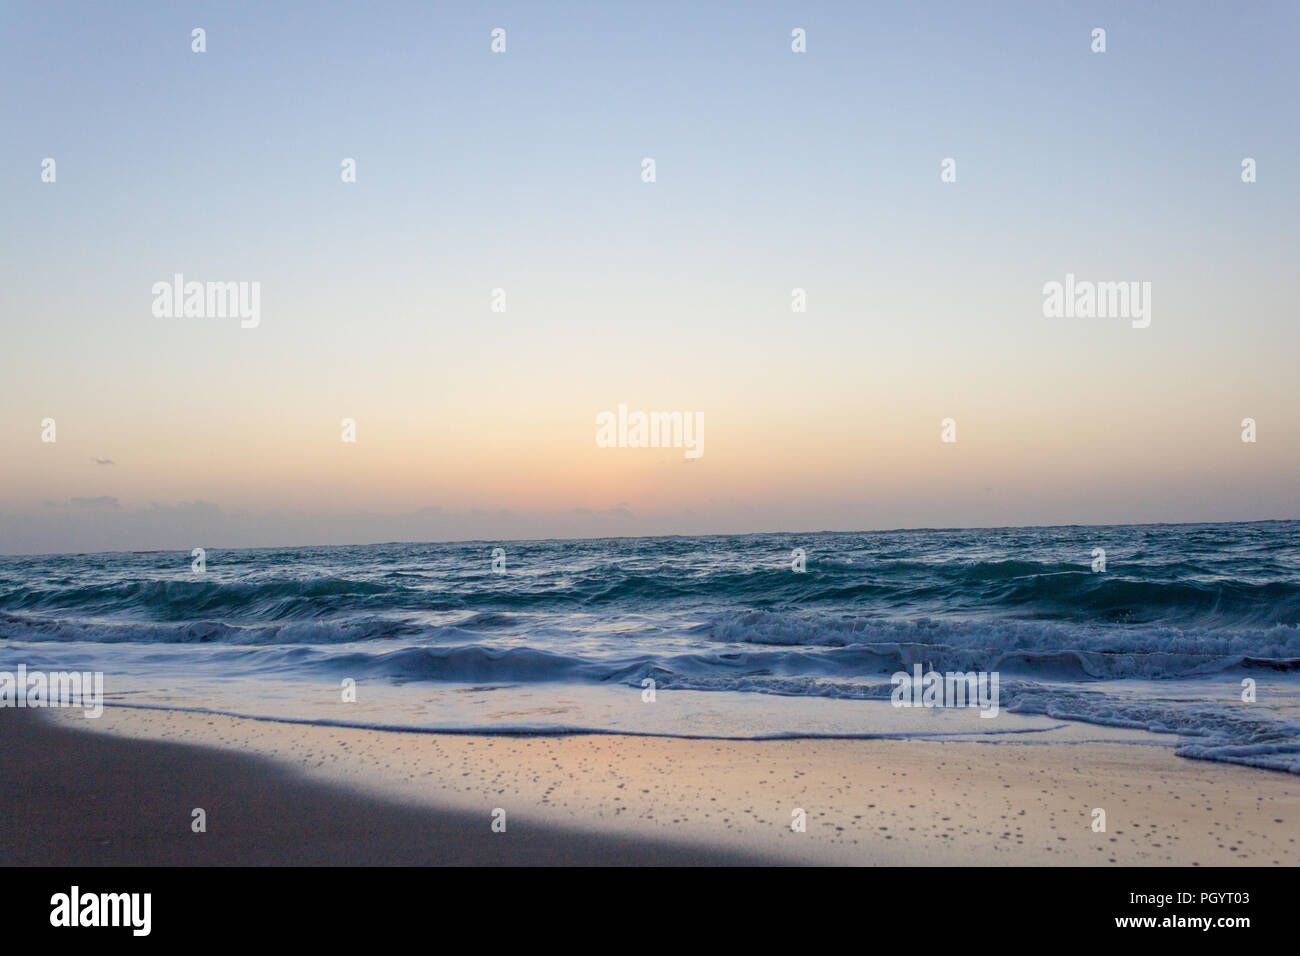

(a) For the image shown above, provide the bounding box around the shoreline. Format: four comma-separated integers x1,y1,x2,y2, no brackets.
0,709,770,866
5,706,1297,866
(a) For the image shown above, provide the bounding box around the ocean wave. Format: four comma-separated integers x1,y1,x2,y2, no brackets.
3,523,1299,774
699,610,1300,677
6,605,1300,682
1008,685,1300,775
0,610,439,646
4,544,1299,628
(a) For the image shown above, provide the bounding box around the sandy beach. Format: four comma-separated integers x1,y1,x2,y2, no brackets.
6,706,1296,866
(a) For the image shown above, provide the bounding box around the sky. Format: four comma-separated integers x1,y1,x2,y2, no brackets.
2,1,1298,554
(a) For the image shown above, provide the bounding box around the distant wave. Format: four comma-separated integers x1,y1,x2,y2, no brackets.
3,551,1299,627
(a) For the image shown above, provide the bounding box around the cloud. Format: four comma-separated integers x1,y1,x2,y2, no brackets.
92,457,115,466
71,496,120,510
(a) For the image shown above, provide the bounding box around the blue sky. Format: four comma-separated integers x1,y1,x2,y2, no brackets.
2,1,1298,553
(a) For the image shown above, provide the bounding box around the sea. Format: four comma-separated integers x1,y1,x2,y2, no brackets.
2,521,1298,773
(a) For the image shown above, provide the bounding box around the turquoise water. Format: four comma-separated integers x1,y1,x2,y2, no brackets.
2,522,1298,771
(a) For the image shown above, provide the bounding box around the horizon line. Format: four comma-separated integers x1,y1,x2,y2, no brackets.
3,515,1295,561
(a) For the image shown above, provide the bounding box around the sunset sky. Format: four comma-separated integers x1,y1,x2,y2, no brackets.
2,1,1298,553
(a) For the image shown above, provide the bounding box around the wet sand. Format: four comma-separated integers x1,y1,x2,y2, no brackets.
0,709,768,865
6,707,1298,866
